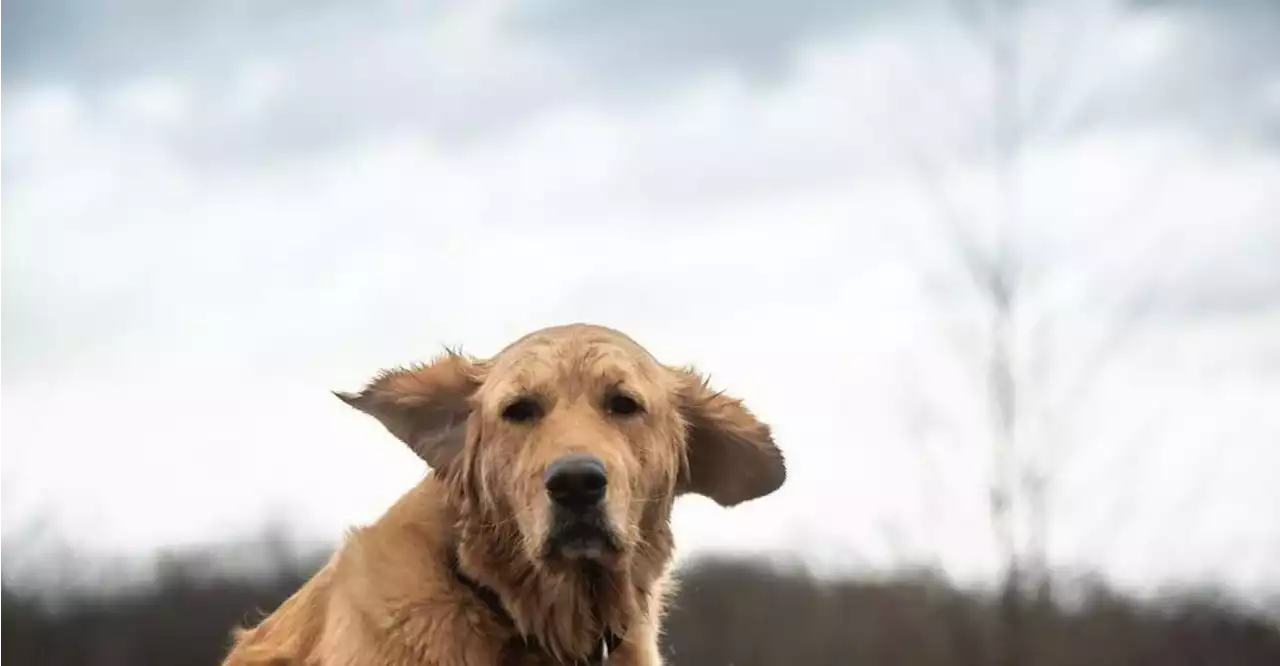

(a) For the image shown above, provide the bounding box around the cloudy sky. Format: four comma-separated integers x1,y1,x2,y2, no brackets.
4,0,1279,598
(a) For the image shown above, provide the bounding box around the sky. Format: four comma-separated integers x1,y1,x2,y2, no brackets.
3,0,1279,600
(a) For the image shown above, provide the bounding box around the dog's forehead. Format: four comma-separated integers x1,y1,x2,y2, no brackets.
487,324,664,388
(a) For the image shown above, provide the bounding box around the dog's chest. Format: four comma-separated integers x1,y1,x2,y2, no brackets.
499,639,612,666
500,644,569,666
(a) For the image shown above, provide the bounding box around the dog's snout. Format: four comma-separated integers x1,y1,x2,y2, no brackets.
544,454,607,509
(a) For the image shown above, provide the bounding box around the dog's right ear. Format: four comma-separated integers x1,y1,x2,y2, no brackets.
334,351,486,471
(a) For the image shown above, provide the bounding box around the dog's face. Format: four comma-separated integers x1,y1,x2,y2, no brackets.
338,324,785,569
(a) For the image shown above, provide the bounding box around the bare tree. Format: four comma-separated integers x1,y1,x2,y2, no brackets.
877,1,1178,663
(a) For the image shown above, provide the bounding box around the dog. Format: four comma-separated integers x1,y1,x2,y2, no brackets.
221,323,786,665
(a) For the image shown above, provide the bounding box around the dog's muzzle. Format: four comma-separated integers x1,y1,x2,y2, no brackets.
543,454,617,560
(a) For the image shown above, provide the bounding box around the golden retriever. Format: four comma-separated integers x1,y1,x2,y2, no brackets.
221,323,785,665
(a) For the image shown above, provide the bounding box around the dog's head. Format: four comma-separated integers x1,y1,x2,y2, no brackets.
337,323,785,570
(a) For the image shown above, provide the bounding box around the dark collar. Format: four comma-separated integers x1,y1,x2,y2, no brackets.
451,558,623,665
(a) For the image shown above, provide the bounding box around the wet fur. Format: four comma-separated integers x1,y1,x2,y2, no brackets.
221,323,784,666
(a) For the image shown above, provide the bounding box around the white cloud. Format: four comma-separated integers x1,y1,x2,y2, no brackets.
109,77,192,127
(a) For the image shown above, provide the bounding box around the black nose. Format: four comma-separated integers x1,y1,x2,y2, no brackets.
544,454,608,509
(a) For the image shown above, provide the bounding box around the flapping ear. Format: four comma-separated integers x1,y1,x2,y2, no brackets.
674,368,786,507
334,351,486,471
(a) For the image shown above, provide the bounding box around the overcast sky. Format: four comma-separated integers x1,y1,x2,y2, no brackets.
3,0,1279,599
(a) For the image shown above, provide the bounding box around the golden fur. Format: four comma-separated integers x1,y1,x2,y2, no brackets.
221,323,786,665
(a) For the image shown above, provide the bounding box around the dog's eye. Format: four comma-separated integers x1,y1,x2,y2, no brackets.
502,398,542,424
606,393,643,417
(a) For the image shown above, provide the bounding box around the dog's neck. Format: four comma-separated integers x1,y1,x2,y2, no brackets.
447,490,674,663
449,551,623,664
452,507,637,662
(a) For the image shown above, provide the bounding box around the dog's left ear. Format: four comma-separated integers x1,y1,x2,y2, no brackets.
673,367,786,507
335,351,486,471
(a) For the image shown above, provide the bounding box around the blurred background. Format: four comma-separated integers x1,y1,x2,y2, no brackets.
3,0,1279,664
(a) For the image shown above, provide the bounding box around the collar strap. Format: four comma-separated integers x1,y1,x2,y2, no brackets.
451,559,622,665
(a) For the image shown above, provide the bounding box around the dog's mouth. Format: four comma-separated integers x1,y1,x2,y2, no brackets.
543,510,621,563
